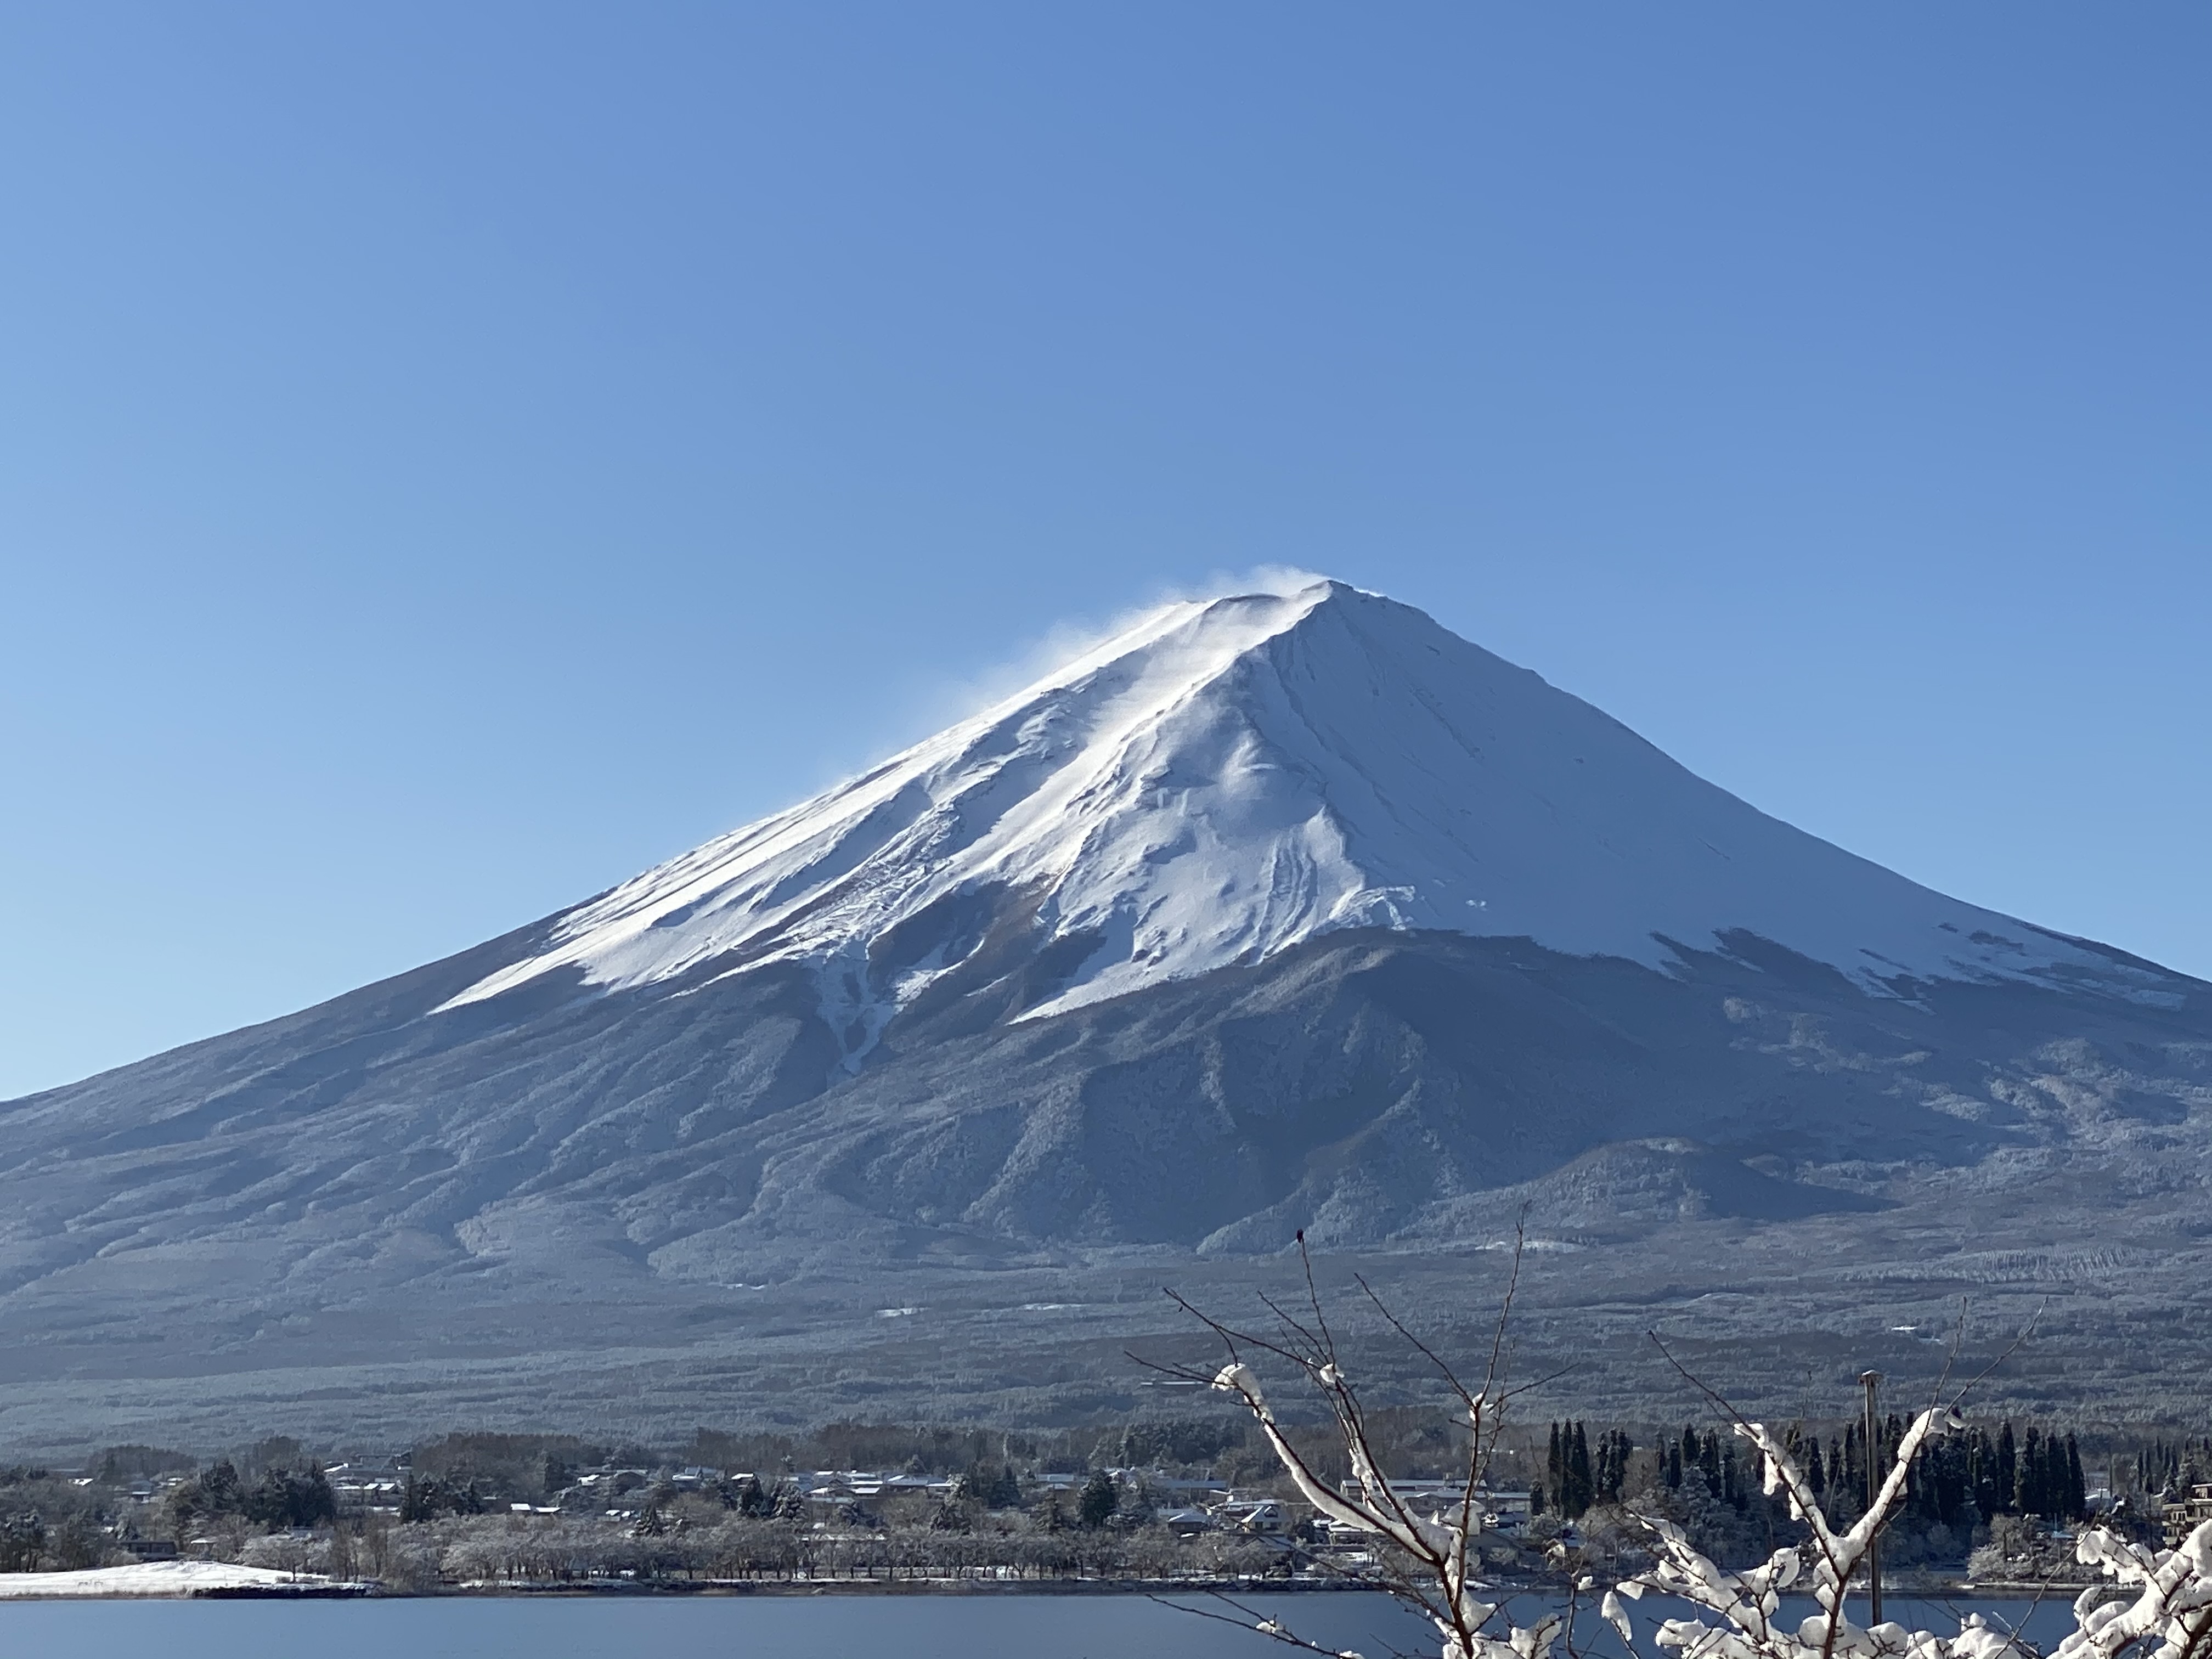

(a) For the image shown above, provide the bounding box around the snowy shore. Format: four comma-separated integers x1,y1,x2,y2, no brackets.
0,1561,364,1598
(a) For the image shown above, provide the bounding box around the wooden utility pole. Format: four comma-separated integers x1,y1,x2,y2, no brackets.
1861,1370,1883,1626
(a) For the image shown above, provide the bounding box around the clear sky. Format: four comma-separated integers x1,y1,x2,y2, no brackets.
2,3,2205,1101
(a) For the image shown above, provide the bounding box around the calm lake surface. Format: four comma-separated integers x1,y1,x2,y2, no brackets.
0,1591,2077,1658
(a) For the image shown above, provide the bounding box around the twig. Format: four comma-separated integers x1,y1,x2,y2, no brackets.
1944,1301,2043,1410
1147,1591,1373,1659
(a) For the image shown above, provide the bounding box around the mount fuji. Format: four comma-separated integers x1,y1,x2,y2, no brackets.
4,579,2209,1447
445,582,2164,1039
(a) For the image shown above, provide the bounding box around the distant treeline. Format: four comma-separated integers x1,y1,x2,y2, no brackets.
1533,1415,2092,1527
0,1407,2201,1579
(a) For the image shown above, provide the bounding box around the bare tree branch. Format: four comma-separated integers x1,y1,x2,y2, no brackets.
1153,1255,2185,1659
1151,1234,1577,1659
1148,1590,1396,1659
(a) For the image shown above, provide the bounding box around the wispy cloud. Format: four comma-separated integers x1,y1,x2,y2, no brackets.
915,563,1330,735
774,565,1334,809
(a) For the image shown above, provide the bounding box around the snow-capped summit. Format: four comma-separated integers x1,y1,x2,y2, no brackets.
444,579,2152,1037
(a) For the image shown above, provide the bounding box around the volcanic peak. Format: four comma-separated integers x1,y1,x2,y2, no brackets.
442,580,2161,1037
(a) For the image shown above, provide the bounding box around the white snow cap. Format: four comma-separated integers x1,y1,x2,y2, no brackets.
443,579,2163,1027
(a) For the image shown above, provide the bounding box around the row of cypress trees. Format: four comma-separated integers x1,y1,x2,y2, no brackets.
2134,1438,2212,1496
1535,1421,1635,1519
1529,1418,2090,1523
1801,1417,2090,1525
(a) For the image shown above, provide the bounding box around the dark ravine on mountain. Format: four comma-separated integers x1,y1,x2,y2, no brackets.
5,580,2209,1448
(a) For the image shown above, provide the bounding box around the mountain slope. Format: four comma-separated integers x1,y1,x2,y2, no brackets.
445,581,2165,1047
2,578,2208,1447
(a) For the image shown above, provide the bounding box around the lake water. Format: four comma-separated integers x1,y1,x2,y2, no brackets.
0,1590,2078,1658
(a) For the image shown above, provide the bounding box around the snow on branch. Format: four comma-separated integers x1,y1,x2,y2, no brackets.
1622,1317,2212,1659
2060,1520,2212,1659
1143,1222,1575,1659
1626,1408,2022,1659
1152,1262,2212,1659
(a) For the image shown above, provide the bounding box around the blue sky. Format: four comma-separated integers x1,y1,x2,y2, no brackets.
2,3,2205,1099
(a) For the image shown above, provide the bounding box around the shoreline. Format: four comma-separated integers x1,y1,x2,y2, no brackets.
0,1564,2104,1603
403,1577,2101,1601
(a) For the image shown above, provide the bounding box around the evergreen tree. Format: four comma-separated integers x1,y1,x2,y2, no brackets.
733,1475,772,1517
1932,1435,1969,1525
1567,1422,1594,1518
1969,1429,1999,1522
1078,1469,1118,1530
200,1458,242,1513
400,1474,483,1523
0,1515,44,1573
1807,1437,1827,1498
244,1462,335,1531
1996,1423,2018,1514
1548,1423,1564,1515
2066,1435,2086,1522
2019,1428,2044,1516
770,1480,809,1520
1595,1429,1632,1504
1665,1442,1681,1490
166,1458,246,1534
